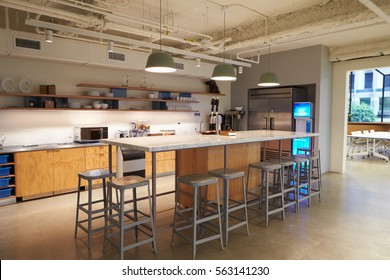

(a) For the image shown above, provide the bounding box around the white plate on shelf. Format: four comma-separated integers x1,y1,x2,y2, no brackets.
2,76,16,93
19,78,33,94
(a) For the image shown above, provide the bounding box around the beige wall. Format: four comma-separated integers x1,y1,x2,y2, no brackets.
0,56,231,145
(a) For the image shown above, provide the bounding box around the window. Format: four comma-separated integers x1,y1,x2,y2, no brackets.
348,67,390,123
385,75,390,89
360,97,370,106
364,71,373,89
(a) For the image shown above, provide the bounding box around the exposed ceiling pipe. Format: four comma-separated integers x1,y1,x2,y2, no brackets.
358,0,390,24
0,0,212,48
25,18,251,67
49,0,213,41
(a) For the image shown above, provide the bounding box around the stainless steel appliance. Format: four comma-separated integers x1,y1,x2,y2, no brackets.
247,87,307,131
74,126,108,143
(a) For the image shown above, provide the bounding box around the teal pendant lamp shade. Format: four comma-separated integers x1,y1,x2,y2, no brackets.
258,72,279,86
145,51,176,73
211,63,236,81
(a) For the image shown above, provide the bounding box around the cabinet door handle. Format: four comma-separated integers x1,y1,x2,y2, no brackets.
262,117,268,130
270,118,275,130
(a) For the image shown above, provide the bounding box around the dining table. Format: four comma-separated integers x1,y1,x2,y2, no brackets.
347,131,390,162
101,130,319,224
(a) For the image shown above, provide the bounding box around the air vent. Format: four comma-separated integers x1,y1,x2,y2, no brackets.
108,52,126,61
15,37,41,50
175,62,184,70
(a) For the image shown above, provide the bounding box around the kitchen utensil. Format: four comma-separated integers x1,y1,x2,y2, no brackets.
69,102,81,108
86,90,100,96
92,103,101,109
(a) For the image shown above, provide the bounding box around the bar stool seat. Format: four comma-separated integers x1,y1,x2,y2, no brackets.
246,161,285,228
172,173,224,259
208,168,249,246
74,168,115,249
103,176,157,260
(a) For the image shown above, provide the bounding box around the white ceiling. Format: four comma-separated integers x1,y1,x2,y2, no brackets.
1,0,390,63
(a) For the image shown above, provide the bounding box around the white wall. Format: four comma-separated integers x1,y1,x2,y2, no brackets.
231,45,333,173
330,55,390,173
0,56,231,146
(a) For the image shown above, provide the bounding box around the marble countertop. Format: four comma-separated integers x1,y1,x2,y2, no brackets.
101,130,319,152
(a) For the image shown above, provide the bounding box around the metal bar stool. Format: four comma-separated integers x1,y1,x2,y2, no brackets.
171,173,224,259
74,169,115,249
268,158,297,213
208,168,249,246
103,176,157,260
246,161,285,228
295,154,322,206
297,147,322,191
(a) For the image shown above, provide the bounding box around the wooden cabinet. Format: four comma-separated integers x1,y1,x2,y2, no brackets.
15,150,55,198
14,145,116,199
53,148,86,192
15,148,86,199
145,151,175,177
176,143,261,207
85,146,116,171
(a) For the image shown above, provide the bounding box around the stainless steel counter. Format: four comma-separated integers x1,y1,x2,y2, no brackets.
0,142,107,154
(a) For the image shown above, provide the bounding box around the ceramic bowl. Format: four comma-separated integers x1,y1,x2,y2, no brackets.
101,103,109,109
92,103,101,109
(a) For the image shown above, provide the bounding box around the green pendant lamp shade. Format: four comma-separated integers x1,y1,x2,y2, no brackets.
145,51,176,73
258,43,280,87
258,72,280,86
211,63,237,81
144,0,176,74
211,7,236,82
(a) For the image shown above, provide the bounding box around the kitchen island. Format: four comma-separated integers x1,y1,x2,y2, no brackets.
101,130,319,220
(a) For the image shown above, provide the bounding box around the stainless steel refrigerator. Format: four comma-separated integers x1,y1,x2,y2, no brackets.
247,87,308,157
248,87,307,131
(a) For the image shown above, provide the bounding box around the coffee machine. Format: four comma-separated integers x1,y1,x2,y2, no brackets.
224,109,245,130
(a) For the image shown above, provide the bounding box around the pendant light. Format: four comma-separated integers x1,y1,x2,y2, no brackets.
211,7,236,81
258,43,279,86
145,0,176,73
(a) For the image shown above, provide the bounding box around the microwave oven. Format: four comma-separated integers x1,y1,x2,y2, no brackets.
74,126,108,143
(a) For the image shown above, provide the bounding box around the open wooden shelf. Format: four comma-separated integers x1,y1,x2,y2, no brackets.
77,83,226,96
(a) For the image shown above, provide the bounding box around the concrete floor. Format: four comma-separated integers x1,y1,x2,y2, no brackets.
1,157,390,260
